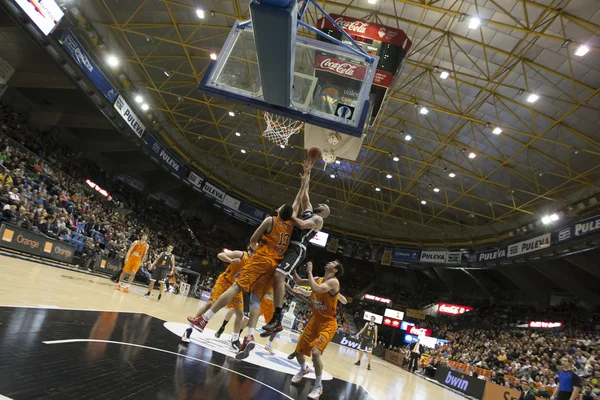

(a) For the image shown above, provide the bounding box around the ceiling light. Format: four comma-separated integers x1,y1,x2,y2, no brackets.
574,45,589,57
330,174,335,178
419,107,429,115
367,0,377,3
235,132,241,137
541,216,551,225
386,174,392,179
404,134,412,141
492,127,502,135
440,70,449,79
228,110,235,117
164,70,171,77
421,200,427,205
433,187,440,193
449,172,456,178
196,8,205,19
106,55,119,67
393,156,400,162
210,53,218,60
550,213,559,222
526,94,539,103
375,187,381,192
240,149,247,154
280,144,285,149
468,152,476,159
134,95,143,103
141,104,149,111
468,17,481,29
335,160,341,164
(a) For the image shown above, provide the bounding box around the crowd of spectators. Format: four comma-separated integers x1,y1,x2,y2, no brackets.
0,102,242,282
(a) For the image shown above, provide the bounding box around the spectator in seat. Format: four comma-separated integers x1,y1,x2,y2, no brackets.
520,381,536,400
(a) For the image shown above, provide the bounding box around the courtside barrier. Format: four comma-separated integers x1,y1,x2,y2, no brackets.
0,223,75,264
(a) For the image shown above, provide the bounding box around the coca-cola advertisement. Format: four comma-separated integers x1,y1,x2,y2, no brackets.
407,325,432,337
437,303,474,315
318,14,412,51
314,55,367,81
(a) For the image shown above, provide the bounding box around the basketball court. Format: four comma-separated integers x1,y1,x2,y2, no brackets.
0,255,466,400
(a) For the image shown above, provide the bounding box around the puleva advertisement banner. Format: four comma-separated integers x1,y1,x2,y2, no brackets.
142,133,187,179
188,171,203,190
60,30,118,104
557,214,600,242
507,233,550,257
475,248,507,262
114,95,146,138
202,181,225,202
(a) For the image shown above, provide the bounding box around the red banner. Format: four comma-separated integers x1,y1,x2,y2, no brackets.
318,14,412,50
437,303,473,315
529,321,562,328
363,294,392,304
407,325,432,337
373,71,393,88
314,55,367,81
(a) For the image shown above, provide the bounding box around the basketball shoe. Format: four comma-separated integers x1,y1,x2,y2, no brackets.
187,316,208,333
235,335,255,360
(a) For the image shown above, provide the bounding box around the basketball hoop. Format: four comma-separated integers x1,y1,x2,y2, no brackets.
263,112,304,146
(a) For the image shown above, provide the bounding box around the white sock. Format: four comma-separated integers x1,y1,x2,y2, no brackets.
204,310,215,320
300,363,307,372
231,333,239,342
247,328,255,337
315,375,322,387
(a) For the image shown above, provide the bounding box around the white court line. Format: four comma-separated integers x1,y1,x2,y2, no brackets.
0,395,14,399
0,305,140,313
43,338,294,400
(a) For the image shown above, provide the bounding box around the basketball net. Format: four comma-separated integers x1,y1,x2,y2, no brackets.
263,112,304,146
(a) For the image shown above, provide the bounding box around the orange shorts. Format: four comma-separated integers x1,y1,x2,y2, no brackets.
235,254,278,300
210,275,243,310
295,317,338,356
122,257,142,274
260,296,275,322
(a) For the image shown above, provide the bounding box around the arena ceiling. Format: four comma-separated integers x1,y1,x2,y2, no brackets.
80,0,599,244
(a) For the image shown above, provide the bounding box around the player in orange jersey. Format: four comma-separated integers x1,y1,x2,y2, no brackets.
290,260,344,400
187,203,295,358
116,234,149,292
181,247,253,344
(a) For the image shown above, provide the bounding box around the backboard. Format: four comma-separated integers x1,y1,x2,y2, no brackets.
198,21,379,138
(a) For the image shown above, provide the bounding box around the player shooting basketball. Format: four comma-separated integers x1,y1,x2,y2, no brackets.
262,159,330,336
186,203,295,360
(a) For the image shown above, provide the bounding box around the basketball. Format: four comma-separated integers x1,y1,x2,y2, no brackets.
308,146,322,161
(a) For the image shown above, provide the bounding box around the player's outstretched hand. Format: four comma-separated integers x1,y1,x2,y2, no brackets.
302,159,314,172
306,261,313,274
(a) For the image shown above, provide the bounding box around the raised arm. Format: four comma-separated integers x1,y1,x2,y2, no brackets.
217,249,245,263
249,217,272,250
300,160,313,211
292,270,310,286
291,214,323,231
292,166,310,216
306,261,339,294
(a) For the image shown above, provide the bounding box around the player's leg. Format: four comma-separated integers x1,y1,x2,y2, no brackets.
308,347,324,399
235,292,261,360
215,308,235,338
117,259,132,289
188,283,242,332
145,279,156,297
157,281,165,302
355,349,364,365
291,318,317,384
265,331,277,355
125,261,140,290
263,246,303,333
367,347,372,370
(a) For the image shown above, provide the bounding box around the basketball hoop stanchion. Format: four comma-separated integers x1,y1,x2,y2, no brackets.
263,112,304,146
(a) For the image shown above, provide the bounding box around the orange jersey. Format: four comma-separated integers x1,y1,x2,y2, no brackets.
222,252,250,283
255,216,293,261
129,240,148,259
310,277,339,320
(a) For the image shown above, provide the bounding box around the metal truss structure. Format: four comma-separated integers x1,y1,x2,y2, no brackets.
83,0,600,245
